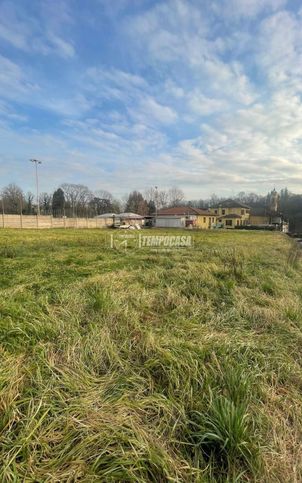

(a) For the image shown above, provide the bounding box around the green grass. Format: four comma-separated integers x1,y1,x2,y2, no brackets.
0,228,301,481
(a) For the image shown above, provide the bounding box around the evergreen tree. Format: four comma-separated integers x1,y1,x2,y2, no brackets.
52,188,65,217
125,191,148,215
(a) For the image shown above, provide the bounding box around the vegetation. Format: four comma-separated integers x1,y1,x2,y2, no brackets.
3,183,302,231
0,229,301,481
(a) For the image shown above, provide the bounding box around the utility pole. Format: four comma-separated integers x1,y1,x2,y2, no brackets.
30,159,42,216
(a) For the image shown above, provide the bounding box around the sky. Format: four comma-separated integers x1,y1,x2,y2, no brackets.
1,0,302,200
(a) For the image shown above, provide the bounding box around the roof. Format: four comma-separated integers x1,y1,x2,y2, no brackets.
96,213,118,218
157,206,213,216
218,213,242,219
118,212,143,219
154,215,184,219
213,199,250,209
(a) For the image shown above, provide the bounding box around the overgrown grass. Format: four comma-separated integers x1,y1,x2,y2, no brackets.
0,229,301,481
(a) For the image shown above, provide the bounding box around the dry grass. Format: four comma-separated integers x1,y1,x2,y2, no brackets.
0,228,301,481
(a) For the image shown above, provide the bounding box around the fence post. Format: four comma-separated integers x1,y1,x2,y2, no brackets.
1,198,4,228
20,196,23,229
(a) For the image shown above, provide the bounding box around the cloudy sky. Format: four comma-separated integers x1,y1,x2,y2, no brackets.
0,0,302,199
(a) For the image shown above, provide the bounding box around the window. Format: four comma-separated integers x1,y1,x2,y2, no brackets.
241,209,244,215
225,219,232,226
222,209,225,215
212,217,214,222
237,220,240,225
203,217,206,223
214,209,218,214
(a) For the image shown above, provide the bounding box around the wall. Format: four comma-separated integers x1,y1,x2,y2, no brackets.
195,215,216,229
0,215,107,229
155,216,185,228
250,215,270,225
210,206,250,222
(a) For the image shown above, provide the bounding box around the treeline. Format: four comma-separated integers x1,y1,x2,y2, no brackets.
1,184,302,230
0,184,185,218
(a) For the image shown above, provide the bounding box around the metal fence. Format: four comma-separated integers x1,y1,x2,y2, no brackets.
0,214,107,229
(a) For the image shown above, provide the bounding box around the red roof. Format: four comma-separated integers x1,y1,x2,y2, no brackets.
157,206,213,216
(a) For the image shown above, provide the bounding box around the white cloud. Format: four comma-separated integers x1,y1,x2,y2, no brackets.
2,0,302,199
125,0,256,109
0,0,75,59
188,92,229,116
212,0,287,19
132,97,178,125
0,55,38,98
256,10,302,93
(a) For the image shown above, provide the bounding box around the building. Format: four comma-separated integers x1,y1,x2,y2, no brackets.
155,206,216,229
210,200,250,228
155,215,186,228
96,212,144,227
119,213,144,226
249,190,288,231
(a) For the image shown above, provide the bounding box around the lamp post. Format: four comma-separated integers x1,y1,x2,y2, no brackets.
154,186,158,218
30,159,42,216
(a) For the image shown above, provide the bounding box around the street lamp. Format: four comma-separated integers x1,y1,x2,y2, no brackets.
154,186,158,218
30,159,42,216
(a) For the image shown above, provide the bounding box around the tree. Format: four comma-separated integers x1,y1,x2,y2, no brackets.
40,193,52,215
24,192,34,214
94,189,114,203
60,183,92,217
208,194,219,207
280,187,290,212
167,186,185,207
125,191,148,215
52,188,65,217
1,183,24,214
90,190,117,216
147,200,156,215
144,187,168,210
89,197,113,216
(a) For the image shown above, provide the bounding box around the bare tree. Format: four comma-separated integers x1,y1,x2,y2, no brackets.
144,187,168,210
60,183,92,217
94,189,114,202
168,186,185,207
39,192,52,215
1,184,24,214
25,192,35,214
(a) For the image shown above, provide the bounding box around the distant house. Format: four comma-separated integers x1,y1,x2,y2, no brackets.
156,206,216,229
249,190,288,231
210,200,250,228
119,213,144,226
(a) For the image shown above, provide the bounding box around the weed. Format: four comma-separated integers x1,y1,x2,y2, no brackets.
0,228,301,481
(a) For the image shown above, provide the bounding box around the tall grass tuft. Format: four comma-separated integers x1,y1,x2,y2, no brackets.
0,228,301,481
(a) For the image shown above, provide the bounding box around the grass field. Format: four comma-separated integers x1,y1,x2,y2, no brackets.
0,229,301,482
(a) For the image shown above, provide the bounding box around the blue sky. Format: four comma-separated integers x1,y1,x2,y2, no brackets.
1,0,302,199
